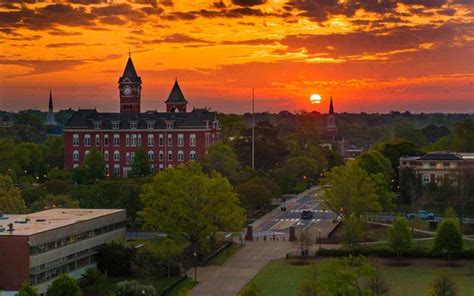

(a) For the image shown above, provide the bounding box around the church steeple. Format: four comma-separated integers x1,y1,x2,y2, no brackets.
326,96,337,137
47,90,57,126
165,79,188,113
48,89,53,112
119,55,142,113
329,96,334,115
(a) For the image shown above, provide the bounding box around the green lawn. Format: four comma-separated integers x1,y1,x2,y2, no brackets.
85,276,181,294
166,277,197,296
370,238,474,250
241,259,474,296
206,243,241,266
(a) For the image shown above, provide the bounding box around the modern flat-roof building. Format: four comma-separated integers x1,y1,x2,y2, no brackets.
399,151,474,185
0,208,126,295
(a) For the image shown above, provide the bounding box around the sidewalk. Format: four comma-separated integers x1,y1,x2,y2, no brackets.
189,240,299,296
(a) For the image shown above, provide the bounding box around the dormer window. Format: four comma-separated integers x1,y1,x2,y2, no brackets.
147,122,155,129
166,122,173,129
94,122,101,129
130,122,138,129
112,122,120,130
213,121,219,129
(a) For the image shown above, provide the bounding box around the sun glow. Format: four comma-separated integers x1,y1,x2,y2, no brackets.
310,94,322,104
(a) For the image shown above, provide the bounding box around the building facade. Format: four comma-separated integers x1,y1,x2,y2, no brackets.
0,209,126,295
64,57,220,177
399,151,474,185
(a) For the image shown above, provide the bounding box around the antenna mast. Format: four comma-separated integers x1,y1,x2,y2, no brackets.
252,88,255,170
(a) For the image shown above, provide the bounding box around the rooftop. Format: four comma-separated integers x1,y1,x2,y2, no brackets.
0,208,124,236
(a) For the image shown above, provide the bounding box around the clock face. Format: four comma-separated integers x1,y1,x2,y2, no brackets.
123,86,132,96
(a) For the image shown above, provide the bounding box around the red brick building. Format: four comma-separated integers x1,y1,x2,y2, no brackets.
64,57,220,177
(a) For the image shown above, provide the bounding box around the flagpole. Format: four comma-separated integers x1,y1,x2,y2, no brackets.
252,88,255,170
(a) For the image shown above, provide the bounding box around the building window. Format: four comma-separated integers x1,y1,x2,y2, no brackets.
159,134,164,146
189,150,196,161
148,122,155,129
213,121,219,129
112,122,120,130
105,164,109,176
113,134,120,147
131,152,135,164
178,150,184,161
126,134,130,147
422,174,430,183
138,134,142,147
130,122,137,129
178,134,184,147
422,162,429,169
205,133,210,146
168,150,173,161
73,134,79,146
114,150,120,161
95,134,100,146
166,122,173,129
126,152,131,165
84,134,91,147
104,134,109,146
159,150,164,161
73,150,79,161
114,164,120,176
104,150,109,161
148,151,154,161
159,164,164,171
190,134,196,147
148,134,154,147
167,134,173,147
94,122,101,129
212,133,216,144
131,134,137,147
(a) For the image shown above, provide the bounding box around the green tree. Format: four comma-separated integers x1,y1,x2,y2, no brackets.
343,217,364,250
299,256,376,296
399,167,422,208
45,274,82,296
75,148,105,184
130,148,151,178
320,163,382,218
97,242,134,277
217,113,247,144
389,217,412,259
29,194,79,212
394,122,428,147
156,239,184,278
273,156,319,194
43,136,64,169
237,180,273,213
0,174,26,213
115,280,155,296
17,281,39,296
425,269,458,296
131,246,158,282
240,282,261,296
200,144,240,180
364,272,390,296
355,149,394,183
452,119,474,152
140,162,245,250
433,219,463,260
371,173,395,211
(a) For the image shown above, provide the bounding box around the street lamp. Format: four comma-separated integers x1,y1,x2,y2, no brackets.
193,251,197,282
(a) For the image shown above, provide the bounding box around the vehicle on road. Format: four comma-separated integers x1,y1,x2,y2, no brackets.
301,210,313,219
406,210,435,220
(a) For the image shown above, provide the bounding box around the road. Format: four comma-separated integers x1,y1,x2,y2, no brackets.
251,187,338,238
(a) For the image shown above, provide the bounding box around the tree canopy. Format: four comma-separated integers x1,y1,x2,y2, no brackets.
0,174,26,213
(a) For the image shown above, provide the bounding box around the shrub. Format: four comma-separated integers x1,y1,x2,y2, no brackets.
97,241,135,277
433,219,463,260
388,217,412,259
115,280,156,296
46,274,82,296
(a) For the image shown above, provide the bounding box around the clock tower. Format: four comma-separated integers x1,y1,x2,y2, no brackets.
118,56,142,113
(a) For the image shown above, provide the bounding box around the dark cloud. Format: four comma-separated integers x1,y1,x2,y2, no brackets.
46,42,104,48
99,16,128,25
213,1,226,9
232,0,266,7
0,58,86,77
144,33,215,44
47,29,83,36
221,38,279,45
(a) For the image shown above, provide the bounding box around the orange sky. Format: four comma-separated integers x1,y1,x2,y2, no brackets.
0,0,473,113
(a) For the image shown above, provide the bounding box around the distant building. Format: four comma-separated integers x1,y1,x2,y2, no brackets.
319,97,361,159
45,90,62,136
399,151,474,185
1,112,14,128
0,208,126,295
63,56,220,177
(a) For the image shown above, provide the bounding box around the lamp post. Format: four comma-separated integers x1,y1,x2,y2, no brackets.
318,228,322,250
193,251,197,282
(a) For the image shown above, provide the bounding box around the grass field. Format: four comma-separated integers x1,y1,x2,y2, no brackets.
241,259,474,296
369,237,474,250
206,243,241,266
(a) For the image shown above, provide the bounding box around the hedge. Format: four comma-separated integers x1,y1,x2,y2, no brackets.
316,247,474,259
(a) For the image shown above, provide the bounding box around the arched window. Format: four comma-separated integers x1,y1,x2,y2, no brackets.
178,150,184,161
104,150,109,161
73,150,79,161
84,134,91,147
113,134,120,146
113,164,120,176
168,150,173,161
114,150,120,161
189,150,196,161
159,150,164,161
73,134,79,146
148,150,154,161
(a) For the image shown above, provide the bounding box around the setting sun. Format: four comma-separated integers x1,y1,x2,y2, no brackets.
310,94,322,104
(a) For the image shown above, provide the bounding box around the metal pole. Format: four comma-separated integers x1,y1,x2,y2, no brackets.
252,88,255,170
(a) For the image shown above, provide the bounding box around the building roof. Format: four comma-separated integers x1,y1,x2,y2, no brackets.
329,97,334,115
118,57,141,84
418,151,463,161
0,208,124,236
64,108,216,130
165,79,188,104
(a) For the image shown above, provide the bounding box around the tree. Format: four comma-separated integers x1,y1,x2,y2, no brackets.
371,173,395,211
0,174,26,213
240,283,261,296
433,219,463,260
81,267,106,288
45,274,82,296
75,148,105,184
156,238,183,278
43,136,64,169
200,144,240,180
29,194,79,212
364,272,390,296
115,280,156,296
273,156,319,194
320,163,382,219
399,167,422,208
394,122,428,147
131,246,158,282
97,242,135,277
21,185,47,207
299,256,376,296
389,217,412,259
130,148,151,178
217,113,247,144
17,281,39,296
452,119,474,152
425,269,458,296
237,180,273,213
140,162,245,251
299,228,313,255
355,149,394,183
343,217,364,250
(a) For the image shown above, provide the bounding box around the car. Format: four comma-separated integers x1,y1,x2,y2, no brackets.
406,210,435,220
301,210,313,219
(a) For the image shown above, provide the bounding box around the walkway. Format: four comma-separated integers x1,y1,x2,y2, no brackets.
190,240,299,296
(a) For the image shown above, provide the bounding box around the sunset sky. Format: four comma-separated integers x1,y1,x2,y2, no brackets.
0,0,473,114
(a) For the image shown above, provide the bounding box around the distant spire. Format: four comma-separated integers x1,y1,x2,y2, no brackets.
49,89,53,111
329,96,334,115
128,48,131,58
165,79,188,104
119,56,141,84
